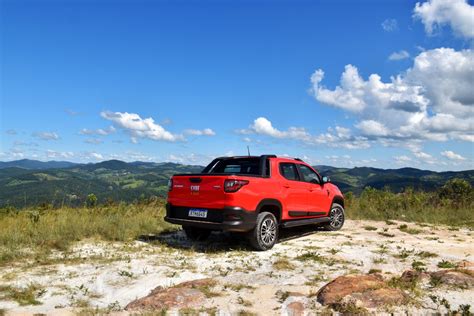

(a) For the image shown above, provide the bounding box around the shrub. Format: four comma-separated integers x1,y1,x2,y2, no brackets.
86,194,98,208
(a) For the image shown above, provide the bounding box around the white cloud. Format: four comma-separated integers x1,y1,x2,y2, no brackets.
89,152,103,160
240,117,370,149
414,0,474,39
310,48,474,145
46,150,74,159
79,126,115,136
394,155,412,163
167,153,214,165
441,150,466,160
413,151,432,160
184,128,216,136
33,131,60,141
389,50,410,61
311,126,370,149
355,120,389,137
248,117,309,139
101,111,184,142
381,18,398,32
5,129,17,135
310,67,367,112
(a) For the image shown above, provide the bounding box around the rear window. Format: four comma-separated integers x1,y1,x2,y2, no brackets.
205,158,270,176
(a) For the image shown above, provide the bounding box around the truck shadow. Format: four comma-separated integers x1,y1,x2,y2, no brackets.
139,224,327,253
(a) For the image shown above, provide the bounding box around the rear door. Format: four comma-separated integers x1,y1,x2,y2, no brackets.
297,164,329,215
279,162,309,218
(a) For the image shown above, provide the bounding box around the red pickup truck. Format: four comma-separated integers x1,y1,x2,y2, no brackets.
165,155,344,250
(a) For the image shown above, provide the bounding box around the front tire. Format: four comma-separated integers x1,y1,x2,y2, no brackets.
248,212,278,251
182,226,211,241
323,203,345,231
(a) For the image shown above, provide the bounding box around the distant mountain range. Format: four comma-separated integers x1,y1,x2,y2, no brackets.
0,159,472,208
0,159,79,170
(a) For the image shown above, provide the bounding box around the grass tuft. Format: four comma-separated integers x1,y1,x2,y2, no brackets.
0,283,45,306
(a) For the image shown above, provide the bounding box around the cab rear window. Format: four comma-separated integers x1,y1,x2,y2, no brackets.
206,158,270,176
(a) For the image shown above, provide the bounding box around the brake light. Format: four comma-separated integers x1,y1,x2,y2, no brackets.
168,178,173,192
224,179,249,193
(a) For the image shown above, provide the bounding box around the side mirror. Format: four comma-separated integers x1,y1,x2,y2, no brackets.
322,176,331,184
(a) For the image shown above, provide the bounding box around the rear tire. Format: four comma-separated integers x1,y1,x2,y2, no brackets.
247,212,278,251
182,226,211,241
323,203,345,231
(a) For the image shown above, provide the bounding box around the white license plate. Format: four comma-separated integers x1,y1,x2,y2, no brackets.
188,209,208,218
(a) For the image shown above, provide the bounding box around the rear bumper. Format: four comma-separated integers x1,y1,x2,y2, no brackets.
165,203,257,232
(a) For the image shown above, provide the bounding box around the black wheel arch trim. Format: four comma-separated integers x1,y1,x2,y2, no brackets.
256,198,283,221
331,195,345,210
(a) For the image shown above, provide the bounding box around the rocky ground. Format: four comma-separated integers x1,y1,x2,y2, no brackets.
0,219,473,315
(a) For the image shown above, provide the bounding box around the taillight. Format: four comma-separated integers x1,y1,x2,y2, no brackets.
224,179,249,193
168,178,173,192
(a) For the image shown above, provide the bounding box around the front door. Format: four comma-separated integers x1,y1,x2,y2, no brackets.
297,164,329,216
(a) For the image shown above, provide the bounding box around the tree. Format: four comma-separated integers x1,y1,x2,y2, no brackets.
438,178,472,207
86,193,98,207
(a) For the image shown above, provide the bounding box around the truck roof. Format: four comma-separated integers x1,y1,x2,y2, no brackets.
215,155,305,163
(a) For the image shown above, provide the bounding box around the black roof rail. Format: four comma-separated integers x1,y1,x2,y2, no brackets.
294,157,303,162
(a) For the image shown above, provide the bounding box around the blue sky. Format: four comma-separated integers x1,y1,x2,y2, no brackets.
1,0,473,171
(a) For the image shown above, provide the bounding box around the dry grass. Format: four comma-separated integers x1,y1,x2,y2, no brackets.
0,202,177,265
345,186,474,228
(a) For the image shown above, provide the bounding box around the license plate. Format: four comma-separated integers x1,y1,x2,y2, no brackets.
188,209,208,218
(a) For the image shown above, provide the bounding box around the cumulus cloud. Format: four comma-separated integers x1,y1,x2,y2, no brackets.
414,0,474,38
355,120,389,137
101,111,214,143
413,151,433,160
33,131,60,141
239,117,370,149
184,128,216,136
441,150,466,160
389,50,410,61
310,48,474,144
245,117,310,139
381,18,398,31
101,111,184,142
79,126,116,136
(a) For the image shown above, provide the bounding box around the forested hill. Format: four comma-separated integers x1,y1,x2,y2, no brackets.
0,159,472,208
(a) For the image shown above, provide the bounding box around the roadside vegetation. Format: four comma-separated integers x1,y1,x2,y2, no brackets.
345,178,473,228
0,178,472,266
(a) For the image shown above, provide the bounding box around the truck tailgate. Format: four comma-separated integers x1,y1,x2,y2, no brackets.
168,175,228,208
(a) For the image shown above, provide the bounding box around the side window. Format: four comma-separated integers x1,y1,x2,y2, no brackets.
298,164,320,184
279,163,299,181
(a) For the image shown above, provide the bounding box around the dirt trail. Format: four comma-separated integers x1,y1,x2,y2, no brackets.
1,220,473,315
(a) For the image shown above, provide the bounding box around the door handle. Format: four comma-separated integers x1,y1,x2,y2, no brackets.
283,184,290,188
